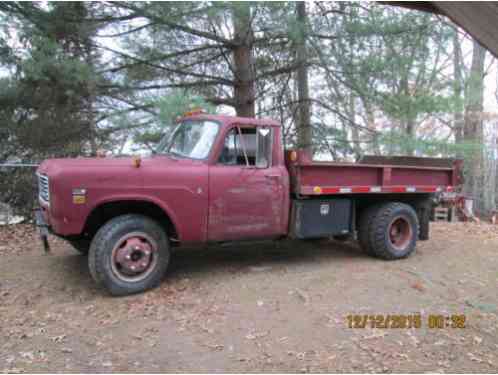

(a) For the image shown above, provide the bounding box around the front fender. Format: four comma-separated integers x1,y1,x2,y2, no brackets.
84,194,183,240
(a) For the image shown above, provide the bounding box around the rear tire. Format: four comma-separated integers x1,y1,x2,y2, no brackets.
358,204,382,256
88,214,170,296
364,202,418,260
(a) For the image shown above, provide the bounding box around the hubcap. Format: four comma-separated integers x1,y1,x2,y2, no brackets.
388,217,412,251
111,232,158,282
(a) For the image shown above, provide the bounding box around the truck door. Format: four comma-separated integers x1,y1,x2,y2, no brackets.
208,125,285,241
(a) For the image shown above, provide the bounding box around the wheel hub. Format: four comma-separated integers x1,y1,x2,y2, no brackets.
388,217,412,251
113,236,154,277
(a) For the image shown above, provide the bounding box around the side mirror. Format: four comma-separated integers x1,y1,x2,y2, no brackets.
255,127,272,168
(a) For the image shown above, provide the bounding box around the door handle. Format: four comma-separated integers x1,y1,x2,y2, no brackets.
265,174,281,179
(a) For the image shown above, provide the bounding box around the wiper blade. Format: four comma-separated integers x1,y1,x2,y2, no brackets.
169,150,187,158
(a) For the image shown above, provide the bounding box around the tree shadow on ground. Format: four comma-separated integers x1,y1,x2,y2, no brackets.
55,238,370,296
167,239,368,280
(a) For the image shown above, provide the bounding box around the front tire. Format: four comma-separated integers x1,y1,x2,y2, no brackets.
88,214,170,296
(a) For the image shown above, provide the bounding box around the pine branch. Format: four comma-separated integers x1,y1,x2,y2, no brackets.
98,44,222,74
94,43,233,85
113,2,236,46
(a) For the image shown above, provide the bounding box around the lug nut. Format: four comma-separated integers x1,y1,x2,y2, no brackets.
126,255,131,260
141,262,147,267
131,265,135,270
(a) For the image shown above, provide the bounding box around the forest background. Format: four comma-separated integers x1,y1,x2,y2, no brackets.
0,2,496,216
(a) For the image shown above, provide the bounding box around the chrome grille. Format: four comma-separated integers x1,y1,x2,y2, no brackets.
37,173,50,203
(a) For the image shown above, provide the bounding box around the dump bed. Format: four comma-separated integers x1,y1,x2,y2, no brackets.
285,151,462,196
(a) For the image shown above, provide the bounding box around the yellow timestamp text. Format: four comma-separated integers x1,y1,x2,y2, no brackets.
346,314,466,329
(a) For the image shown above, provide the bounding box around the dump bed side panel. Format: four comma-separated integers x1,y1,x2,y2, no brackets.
286,150,462,196
298,165,380,187
390,167,452,186
359,155,455,168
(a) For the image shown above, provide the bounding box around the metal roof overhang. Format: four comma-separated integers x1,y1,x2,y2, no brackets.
383,1,498,58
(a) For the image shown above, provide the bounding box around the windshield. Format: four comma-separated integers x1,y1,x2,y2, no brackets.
156,120,219,159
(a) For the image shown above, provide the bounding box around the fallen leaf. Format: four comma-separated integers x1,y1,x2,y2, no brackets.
51,334,66,343
468,352,483,363
411,281,426,292
245,331,269,340
295,289,309,303
362,330,387,339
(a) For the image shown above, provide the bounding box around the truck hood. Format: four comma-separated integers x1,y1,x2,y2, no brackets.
35,154,209,242
37,155,195,175
38,157,126,175
36,155,205,195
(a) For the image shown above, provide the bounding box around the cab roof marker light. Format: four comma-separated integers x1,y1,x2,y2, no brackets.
339,187,352,193
183,108,206,117
370,186,382,193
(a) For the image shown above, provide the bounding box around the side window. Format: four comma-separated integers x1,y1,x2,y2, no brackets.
218,126,272,167
218,128,238,165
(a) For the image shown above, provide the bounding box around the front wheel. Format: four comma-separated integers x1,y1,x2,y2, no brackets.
88,214,170,296
361,202,419,260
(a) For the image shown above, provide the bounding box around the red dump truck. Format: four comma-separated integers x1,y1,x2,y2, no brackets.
35,113,462,295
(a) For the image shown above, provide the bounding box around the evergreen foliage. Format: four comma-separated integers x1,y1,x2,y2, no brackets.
0,1,495,214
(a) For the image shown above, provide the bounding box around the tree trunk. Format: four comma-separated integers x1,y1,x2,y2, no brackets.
349,94,361,160
400,77,415,156
232,6,256,117
453,28,464,150
296,1,312,151
463,39,486,211
483,127,496,213
359,96,380,156
405,118,415,156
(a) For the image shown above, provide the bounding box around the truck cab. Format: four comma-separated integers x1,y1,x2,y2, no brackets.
36,114,291,295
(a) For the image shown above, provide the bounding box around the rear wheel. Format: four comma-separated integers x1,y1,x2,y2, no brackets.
88,214,170,296
358,204,382,256
362,202,418,260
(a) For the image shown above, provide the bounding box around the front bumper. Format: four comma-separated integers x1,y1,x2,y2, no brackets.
34,208,50,253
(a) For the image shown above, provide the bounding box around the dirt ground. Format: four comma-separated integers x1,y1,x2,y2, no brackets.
1,222,497,373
